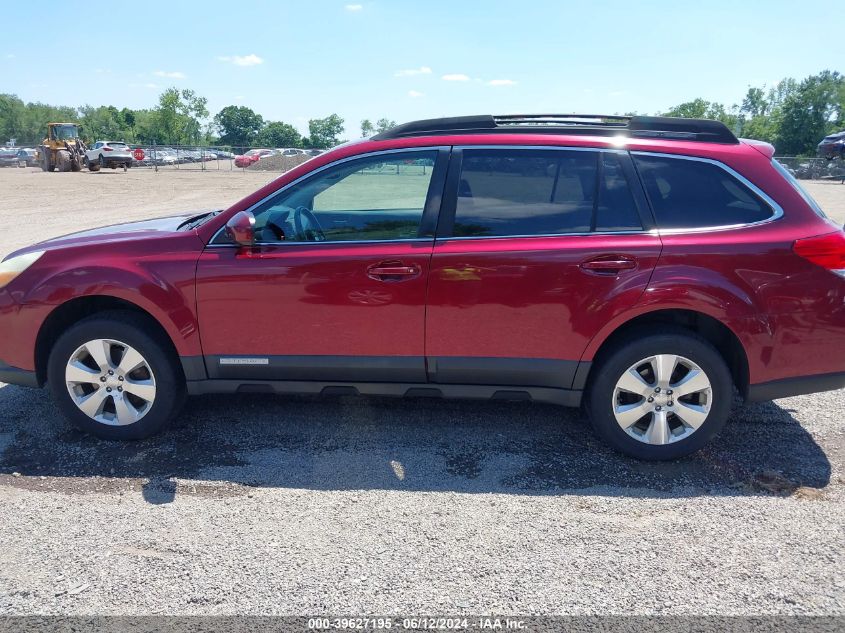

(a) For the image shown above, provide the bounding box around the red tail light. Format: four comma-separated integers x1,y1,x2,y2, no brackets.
103,147,113,152
793,231,845,278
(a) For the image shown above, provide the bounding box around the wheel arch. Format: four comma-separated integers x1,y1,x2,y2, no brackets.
34,295,189,386
577,308,750,398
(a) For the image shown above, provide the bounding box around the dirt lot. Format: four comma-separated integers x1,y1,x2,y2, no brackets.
0,167,843,617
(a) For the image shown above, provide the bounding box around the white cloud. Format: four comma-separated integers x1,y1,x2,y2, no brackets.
95,68,111,74
235,95,245,100
488,79,516,87
395,66,432,77
442,74,470,82
154,70,186,79
5,53,15,59
408,90,424,98
217,54,264,67
345,4,363,10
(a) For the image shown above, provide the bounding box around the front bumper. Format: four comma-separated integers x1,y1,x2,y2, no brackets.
0,359,39,388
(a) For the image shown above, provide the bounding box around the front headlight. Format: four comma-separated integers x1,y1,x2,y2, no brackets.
0,251,44,289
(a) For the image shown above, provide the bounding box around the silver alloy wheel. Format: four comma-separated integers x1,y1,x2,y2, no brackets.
64,338,156,426
612,354,712,445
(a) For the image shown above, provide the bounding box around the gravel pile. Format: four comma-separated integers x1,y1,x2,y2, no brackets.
247,154,311,172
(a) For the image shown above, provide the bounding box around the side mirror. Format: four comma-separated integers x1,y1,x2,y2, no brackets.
225,211,256,246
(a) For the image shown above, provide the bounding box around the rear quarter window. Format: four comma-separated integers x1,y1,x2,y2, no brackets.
633,154,774,229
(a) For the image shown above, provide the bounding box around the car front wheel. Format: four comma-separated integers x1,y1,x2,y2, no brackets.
48,311,185,440
586,329,732,460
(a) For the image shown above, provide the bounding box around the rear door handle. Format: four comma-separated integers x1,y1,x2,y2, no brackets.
580,256,638,274
367,261,422,282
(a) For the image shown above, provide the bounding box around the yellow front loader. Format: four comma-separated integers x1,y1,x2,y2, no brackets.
37,123,87,172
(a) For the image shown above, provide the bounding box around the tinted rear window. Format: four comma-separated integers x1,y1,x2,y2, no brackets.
453,149,642,237
633,155,773,229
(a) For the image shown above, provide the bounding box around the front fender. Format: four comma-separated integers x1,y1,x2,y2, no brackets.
24,257,201,356
1,241,203,372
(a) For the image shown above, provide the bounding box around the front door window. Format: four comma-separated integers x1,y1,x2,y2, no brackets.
249,151,438,243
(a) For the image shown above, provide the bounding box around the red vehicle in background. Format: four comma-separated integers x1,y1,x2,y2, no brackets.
234,148,274,168
1,114,844,460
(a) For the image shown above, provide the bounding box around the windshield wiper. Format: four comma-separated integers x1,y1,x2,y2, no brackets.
179,210,221,231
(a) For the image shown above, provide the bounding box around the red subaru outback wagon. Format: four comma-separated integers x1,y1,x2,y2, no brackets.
1,115,843,460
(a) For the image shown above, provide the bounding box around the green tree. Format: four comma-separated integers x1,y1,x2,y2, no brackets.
663,98,738,128
308,114,344,148
0,94,25,142
775,70,844,155
375,118,396,134
361,119,374,138
149,88,209,145
258,121,302,148
79,105,134,142
0,94,77,144
214,105,264,147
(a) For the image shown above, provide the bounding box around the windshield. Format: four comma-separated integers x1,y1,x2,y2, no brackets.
52,125,79,140
772,159,829,219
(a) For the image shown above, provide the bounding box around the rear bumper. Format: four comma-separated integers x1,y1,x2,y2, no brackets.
0,359,39,388
99,155,133,164
746,372,845,402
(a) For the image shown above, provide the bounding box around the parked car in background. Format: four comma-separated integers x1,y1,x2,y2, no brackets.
16,148,38,167
0,147,19,167
279,148,304,156
818,130,845,159
234,148,274,168
304,149,324,157
84,141,133,171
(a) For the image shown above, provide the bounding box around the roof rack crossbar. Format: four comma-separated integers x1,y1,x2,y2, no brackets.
372,114,739,144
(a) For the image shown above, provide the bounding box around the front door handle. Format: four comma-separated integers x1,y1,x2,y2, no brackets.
580,256,638,274
367,261,422,282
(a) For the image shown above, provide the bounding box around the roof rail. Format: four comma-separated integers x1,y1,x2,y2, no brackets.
371,114,739,144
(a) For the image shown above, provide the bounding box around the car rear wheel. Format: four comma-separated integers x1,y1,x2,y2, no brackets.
586,329,732,460
48,311,185,440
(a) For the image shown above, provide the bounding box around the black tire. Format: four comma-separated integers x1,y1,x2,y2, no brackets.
47,311,185,440
56,150,71,172
586,328,733,460
39,147,53,172
87,157,100,172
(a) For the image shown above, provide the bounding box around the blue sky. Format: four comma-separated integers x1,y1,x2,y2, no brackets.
1,1,837,136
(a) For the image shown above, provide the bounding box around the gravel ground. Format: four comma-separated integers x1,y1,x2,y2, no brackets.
0,168,843,616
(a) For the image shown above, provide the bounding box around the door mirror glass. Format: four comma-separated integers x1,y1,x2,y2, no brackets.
225,211,256,246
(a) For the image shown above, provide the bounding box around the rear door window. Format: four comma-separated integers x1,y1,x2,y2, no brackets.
452,149,642,237
633,154,774,229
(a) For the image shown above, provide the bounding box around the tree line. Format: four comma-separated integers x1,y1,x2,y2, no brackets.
661,70,844,156
1,69,842,154
0,88,353,149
